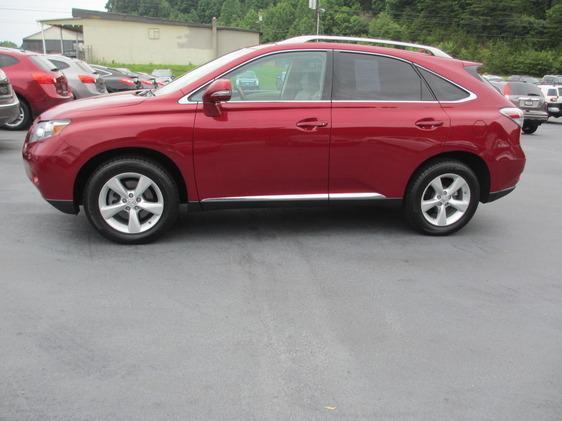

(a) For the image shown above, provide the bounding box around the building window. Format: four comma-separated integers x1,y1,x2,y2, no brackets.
148,28,160,40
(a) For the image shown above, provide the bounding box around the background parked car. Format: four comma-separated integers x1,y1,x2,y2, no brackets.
483,74,504,82
539,85,562,118
0,47,72,130
507,75,539,84
0,69,20,126
48,55,107,99
90,64,141,93
151,68,173,84
539,75,562,85
235,70,260,90
494,81,548,133
116,68,159,89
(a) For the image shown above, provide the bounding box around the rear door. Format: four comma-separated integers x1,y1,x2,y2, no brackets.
329,51,450,199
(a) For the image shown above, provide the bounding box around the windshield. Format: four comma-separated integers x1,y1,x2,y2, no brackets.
155,48,255,96
508,82,542,96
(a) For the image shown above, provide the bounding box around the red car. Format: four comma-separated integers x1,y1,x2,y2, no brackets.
0,47,72,130
22,36,526,244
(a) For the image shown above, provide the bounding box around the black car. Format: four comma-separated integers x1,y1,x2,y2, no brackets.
0,69,20,127
90,64,142,93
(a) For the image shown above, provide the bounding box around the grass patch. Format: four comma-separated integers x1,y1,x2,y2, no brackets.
92,62,197,78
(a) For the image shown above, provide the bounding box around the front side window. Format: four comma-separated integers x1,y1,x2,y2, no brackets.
190,51,329,102
333,52,433,101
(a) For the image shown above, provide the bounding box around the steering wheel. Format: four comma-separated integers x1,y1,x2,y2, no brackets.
236,85,246,100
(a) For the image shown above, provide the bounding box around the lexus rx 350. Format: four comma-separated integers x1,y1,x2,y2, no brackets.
22,36,526,244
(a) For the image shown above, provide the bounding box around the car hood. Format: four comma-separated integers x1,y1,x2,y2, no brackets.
40,92,145,120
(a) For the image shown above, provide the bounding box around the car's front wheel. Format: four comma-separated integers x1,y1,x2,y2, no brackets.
83,157,179,244
404,160,480,235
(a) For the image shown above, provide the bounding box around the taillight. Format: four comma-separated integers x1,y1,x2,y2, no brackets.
32,72,56,85
120,78,136,86
79,74,96,84
500,107,524,127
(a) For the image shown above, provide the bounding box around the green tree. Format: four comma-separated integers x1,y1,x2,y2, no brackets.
0,41,17,48
220,0,244,25
368,12,406,39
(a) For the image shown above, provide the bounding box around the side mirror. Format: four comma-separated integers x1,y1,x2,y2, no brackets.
203,79,232,104
202,79,232,117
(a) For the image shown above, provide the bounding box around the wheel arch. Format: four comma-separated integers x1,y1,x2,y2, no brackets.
74,147,188,207
405,151,491,202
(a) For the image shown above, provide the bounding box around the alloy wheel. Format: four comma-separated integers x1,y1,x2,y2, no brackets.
97,172,164,234
420,173,471,227
3,106,24,129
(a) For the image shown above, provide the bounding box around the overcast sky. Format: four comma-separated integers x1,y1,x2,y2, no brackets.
0,0,107,45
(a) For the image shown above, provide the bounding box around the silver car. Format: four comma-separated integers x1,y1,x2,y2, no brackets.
0,69,19,126
47,55,107,99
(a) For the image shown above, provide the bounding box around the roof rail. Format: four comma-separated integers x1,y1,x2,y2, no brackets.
279,35,452,58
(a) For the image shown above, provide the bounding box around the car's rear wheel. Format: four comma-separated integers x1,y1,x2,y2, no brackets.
83,157,179,244
404,160,480,235
3,97,31,131
522,122,539,134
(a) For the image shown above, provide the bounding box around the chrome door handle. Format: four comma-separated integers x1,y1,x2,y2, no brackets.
415,119,444,129
296,119,328,129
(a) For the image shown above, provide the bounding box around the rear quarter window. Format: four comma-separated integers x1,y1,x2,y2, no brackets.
418,67,471,101
30,56,57,72
0,54,19,68
48,59,70,70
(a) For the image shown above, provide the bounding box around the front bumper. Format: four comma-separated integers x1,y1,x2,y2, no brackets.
546,103,561,116
22,133,78,214
0,96,20,126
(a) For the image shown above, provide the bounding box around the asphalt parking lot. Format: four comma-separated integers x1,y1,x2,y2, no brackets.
1,122,561,421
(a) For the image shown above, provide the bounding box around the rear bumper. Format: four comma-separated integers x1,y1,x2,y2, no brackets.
483,186,515,203
523,109,548,122
546,103,561,116
0,96,19,126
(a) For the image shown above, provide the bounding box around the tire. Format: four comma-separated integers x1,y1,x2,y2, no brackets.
3,96,32,131
404,160,480,236
522,123,538,134
83,156,179,244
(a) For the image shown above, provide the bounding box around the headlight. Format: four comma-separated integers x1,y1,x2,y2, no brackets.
30,120,71,143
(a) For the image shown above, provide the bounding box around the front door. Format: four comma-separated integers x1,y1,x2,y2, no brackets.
330,51,451,199
192,50,331,204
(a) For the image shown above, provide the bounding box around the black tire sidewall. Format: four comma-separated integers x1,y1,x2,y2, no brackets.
83,158,179,244
404,161,480,235
522,123,538,134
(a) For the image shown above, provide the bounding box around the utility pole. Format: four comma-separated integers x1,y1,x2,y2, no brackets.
316,0,320,35
309,0,320,35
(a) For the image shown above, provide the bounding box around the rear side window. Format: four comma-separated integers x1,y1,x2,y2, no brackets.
418,67,470,101
48,59,70,70
333,52,433,101
0,54,19,68
75,60,95,74
30,56,56,72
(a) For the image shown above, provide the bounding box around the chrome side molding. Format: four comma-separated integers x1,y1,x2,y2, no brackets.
201,192,386,203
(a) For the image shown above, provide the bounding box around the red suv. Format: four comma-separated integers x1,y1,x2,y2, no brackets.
0,48,72,130
22,36,526,243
